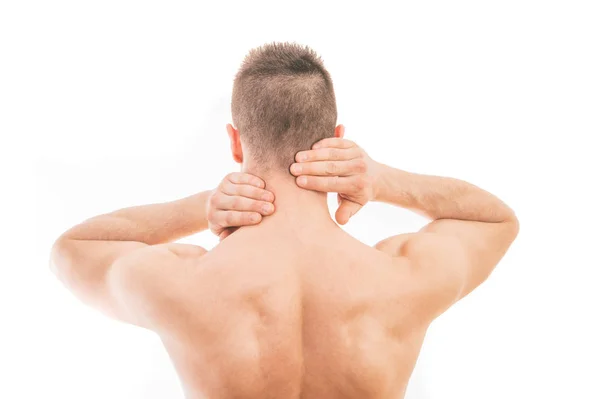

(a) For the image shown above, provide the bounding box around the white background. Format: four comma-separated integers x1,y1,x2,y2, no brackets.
2,0,599,398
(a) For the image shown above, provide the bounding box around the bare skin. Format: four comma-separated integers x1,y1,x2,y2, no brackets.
50,124,519,398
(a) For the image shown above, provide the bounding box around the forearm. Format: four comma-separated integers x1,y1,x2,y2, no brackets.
59,191,211,244
374,164,515,223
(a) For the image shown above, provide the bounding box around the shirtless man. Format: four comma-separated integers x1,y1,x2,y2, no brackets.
50,42,519,398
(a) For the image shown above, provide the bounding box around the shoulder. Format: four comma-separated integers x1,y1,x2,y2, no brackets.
108,242,208,330
373,232,466,320
400,233,467,317
113,242,208,269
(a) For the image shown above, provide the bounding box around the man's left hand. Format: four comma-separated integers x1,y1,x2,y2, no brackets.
206,172,275,240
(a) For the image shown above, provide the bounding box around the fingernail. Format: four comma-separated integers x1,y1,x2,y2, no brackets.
298,154,307,162
262,193,272,201
251,214,260,222
297,176,307,186
262,204,273,213
291,164,302,174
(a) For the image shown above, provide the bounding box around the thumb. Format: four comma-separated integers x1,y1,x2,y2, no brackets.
335,199,362,225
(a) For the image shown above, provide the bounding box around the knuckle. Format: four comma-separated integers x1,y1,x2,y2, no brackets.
298,151,310,161
354,177,366,190
242,186,254,198
226,172,237,181
206,208,215,220
252,178,264,188
209,193,220,206
251,187,263,199
225,212,235,225
302,176,314,188
328,176,339,190
221,180,233,194
355,159,367,173
236,185,248,197
326,162,337,175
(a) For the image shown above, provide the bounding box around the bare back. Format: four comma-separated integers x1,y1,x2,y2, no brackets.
51,139,518,399
158,223,435,399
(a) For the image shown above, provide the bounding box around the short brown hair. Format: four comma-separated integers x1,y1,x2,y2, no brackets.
231,42,337,170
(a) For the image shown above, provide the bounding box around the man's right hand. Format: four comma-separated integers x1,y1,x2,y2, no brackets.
290,138,382,225
207,172,275,240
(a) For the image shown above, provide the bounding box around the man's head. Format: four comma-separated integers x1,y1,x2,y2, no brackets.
228,42,343,174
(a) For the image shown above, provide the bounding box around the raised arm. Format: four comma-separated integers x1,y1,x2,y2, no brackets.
291,138,519,317
50,173,275,328
374,165,519,304
50,189,211,328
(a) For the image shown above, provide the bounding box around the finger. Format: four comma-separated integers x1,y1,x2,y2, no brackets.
226,172,265,188
312,137,356,150
290,158,367,177
219,227,238,241
217,194,275,215
335,199,362,225
295,146,361,163
221,181,275,202
214,210,262,227
219,229,232,241
295,175,358,193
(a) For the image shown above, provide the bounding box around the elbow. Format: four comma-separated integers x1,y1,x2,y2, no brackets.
499,204,520,242
506,212,520,241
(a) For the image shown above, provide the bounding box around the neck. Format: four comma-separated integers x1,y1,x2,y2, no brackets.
242,167,336,230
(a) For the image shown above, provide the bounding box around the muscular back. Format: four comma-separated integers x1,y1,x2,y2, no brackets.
51,138,518,398
156,223,437,399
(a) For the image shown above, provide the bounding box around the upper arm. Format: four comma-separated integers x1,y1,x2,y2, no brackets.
374,233,418,257
50,238,207,330
374,216,519,318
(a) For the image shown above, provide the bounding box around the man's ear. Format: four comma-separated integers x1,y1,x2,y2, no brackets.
334,124,345,139
226,124,243,164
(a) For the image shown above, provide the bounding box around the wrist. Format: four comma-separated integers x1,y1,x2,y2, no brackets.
372,164,412,206
190,190,211,227
371,161,389,202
